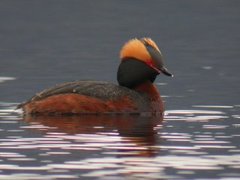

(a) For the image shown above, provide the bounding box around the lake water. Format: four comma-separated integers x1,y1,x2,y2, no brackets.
0,1,240,179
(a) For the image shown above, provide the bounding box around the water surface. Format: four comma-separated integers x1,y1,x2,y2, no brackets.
0,102,239,179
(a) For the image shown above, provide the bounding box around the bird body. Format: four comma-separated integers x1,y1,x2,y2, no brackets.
19,38,172,116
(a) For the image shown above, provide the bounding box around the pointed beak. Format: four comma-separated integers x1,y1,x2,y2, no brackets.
160,67,174,77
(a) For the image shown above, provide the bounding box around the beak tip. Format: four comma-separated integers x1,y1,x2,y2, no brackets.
160,67,173,77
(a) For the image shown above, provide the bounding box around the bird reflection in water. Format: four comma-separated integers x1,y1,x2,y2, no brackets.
23,114,163,157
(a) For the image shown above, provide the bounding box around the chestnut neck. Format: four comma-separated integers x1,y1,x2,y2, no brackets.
133,81,160,101
134,80,164,114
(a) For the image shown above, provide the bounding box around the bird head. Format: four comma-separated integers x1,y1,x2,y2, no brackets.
117,38,173,88
120,38,173,77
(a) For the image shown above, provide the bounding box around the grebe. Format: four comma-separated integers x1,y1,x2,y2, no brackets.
18,38,173,116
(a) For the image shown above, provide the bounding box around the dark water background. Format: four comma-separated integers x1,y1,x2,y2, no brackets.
0,1,240,179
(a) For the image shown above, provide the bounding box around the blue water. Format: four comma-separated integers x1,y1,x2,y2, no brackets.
0,1,240,179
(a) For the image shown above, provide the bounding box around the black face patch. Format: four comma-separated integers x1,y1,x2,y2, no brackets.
117,58,158,88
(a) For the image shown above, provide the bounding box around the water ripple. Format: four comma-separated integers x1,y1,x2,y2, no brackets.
0,76,16,83
0,103,239,179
